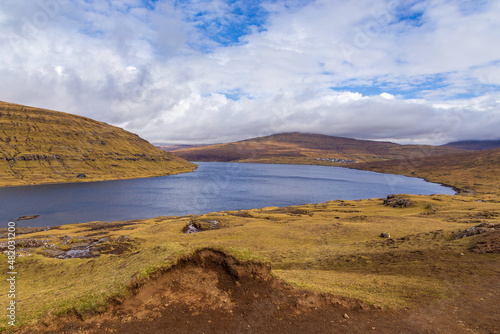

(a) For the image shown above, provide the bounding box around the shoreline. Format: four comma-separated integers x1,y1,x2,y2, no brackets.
1,162,455,228
2,191,498,332
0,164,198,189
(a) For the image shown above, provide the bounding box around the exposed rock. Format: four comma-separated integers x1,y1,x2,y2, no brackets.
76,173,86,178
40,249,66,257
16,215,40,221
204,220,221,229
383,195,413,208
57,249,100,259
56,237,109,259
17,238,51,248
0,226,51,238
380,232,390,238
116,235,130,242
455,222,500,239
69,242,94,249
187,218,226,232
1,238,57,255
60,236,73,245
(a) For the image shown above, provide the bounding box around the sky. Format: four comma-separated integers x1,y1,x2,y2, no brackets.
0,0,499,145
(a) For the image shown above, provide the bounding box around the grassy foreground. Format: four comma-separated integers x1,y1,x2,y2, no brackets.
1,192,499,331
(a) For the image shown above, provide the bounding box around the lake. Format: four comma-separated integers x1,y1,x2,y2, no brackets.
0,162,455,227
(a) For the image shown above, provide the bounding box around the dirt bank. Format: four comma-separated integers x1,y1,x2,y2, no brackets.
21,248,499,334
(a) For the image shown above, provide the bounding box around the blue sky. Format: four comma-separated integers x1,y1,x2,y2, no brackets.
0,0,499,144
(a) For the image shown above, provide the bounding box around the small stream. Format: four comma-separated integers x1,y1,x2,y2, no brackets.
57,237,109,259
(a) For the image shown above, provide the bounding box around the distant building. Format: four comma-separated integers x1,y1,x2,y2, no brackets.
315,158,358,163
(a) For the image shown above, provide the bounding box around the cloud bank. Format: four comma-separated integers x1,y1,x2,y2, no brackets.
0,0,499,144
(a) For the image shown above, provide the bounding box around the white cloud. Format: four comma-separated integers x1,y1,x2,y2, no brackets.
380,93,395,100
0,0,498,145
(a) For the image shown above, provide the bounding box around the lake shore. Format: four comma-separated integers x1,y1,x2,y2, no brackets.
0,162,454,227
1,192,499,333
1,152,499,333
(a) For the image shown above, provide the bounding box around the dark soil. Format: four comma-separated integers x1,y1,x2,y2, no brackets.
470,230,500,254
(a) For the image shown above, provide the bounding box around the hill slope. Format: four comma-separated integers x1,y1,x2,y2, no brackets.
442,140,500,151
158,144,209,151
0,101,196,187
172,132,464,164
349,148,500,195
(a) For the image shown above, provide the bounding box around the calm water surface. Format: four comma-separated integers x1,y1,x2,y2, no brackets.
0,162,455,227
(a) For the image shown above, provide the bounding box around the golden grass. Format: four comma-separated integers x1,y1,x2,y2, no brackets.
273,270,444,309
0,101,196,187
1,193,498,331
1,104,499,332
349,148,500,195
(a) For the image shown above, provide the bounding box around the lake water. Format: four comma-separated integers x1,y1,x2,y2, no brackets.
0,162,455,227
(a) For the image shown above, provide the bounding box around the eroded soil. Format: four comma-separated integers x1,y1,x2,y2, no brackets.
25,249,499,334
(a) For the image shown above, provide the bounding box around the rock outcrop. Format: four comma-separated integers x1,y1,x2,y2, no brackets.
383,195,413,208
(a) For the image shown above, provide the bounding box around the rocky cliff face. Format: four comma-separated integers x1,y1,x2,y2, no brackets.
0,101,196,187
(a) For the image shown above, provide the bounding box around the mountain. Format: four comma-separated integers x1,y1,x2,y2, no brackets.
171,132,465,164
157,144,209,152
349,148,500,195
0,101,196,187
442,140,500,151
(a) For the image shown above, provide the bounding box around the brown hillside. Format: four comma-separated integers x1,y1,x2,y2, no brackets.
349,148,500,195
157,144,209,151
0,101,196,187
442,140,500,151
172,132,464,164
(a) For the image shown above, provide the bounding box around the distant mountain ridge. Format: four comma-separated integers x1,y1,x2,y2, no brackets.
157,144,209,152
171,132,465,164
442,140,500,151
0,101,195,187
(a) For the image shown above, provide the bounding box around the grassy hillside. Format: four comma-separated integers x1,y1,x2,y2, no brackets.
349,148,500,195
0,101,196,187
442,140,500,151
157,144,209,151
1,128,499,332
1,193,499,332
172,132,464,164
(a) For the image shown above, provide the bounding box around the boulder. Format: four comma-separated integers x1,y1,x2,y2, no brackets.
455,222,499,239
383,195,413,208
60,236,73,245
17,238,50,248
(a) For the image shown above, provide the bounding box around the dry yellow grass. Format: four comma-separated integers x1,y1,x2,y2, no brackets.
1,193,498,331
0,101,195,187
349,148,500,195
0,103,499,332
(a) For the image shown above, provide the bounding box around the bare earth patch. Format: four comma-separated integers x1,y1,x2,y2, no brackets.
21,248,500,334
